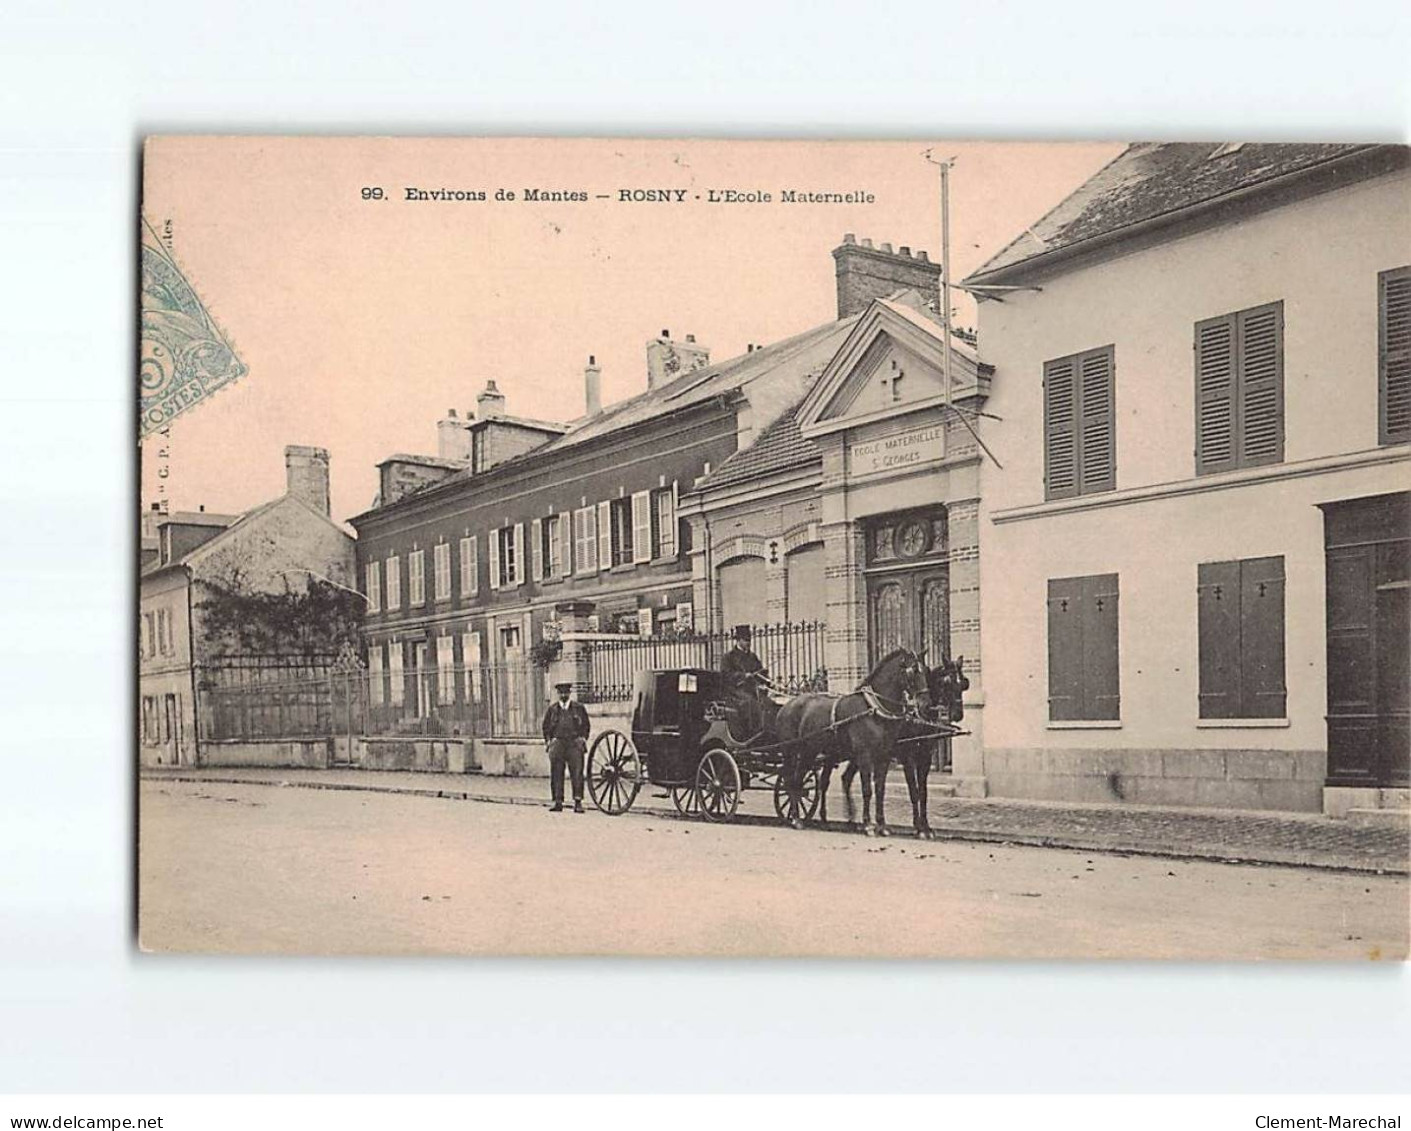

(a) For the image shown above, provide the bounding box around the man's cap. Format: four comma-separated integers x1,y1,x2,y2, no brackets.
732,624,752,642
554,682,573,693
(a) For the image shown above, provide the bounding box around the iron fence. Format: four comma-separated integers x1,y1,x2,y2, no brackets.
197,656,342,741
582,620,828,703
362,662,543,740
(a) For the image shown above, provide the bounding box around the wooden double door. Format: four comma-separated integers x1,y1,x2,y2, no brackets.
867,566,950,667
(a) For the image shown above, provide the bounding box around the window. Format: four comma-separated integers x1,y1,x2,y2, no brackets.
609,498,634,567
385,555,402,611
489,525,524,589
1198,556,1286,719
631,491,652,564
436,636,456,704
1380,266,1410,445
1044,345,1115,500
1047,574,1120,721
1195,302,1283,475
141,696,158,744
462,630,482,704
142,612,155,659
786,545,826,623
368,644,384,706
433,543,451,602
388,641,404,705
573,507,597,575
652,486,677,558
544,514,566,578
365,560,382,613
719,557,767,629
459,536,478,597
597,500,612,570
156,608,171,655
408,549,425,607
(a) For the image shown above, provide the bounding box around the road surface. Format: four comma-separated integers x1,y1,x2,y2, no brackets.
138,780,1409,959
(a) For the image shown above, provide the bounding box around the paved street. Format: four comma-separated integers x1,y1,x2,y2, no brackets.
138,780,1409,959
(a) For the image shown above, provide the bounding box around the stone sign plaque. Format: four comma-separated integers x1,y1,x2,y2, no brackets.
848,422,945,477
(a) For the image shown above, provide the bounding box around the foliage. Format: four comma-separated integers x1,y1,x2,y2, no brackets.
528,636,563,669
197,572,363,657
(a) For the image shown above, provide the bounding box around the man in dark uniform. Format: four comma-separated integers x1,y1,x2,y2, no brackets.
542,681,591,812
720,625,767,741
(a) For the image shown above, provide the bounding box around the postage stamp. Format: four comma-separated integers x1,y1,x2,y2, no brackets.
139,216,246,439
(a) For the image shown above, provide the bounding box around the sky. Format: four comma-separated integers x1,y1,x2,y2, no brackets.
140,138,1123,523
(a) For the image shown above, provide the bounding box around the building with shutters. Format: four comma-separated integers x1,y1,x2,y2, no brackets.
965,143,1410,815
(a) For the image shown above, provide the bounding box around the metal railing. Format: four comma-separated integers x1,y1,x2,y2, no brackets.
582,620,828,703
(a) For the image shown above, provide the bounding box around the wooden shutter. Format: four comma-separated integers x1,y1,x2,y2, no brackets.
1078,348,1116,494
512,523,525,585
1240,556,1286,718
488,529,500,590
1236,304,1283,466
632,491,652,563
1381,266,1411,444
1046,576,1085,720
1043,356,1079,499
597,501,612,571
1197,560,1242,719
1083,574,1120,720
1195,313,1237,475
531,518,543,581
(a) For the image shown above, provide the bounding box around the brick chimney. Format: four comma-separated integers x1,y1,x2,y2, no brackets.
285,444,331,516
584,355,602,416
832,234,941,319
436,408,471,461
646,329,710,390
476,379,506,420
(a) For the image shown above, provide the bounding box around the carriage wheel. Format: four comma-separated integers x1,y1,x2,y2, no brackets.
696,747,741,823
772,765,820,825
671,784,701,818
586,730,642,816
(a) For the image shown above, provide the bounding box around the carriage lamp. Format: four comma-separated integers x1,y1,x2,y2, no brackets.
768,540,779,564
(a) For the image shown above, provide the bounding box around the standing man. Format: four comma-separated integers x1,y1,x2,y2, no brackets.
542,681,590,813
720,625,767,741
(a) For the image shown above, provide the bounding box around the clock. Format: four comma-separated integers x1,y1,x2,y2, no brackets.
896,520,930,559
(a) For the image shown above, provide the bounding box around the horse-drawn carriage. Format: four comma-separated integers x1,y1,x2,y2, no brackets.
585,651,968,836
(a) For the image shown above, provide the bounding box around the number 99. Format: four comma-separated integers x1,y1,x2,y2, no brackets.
361,187,384,200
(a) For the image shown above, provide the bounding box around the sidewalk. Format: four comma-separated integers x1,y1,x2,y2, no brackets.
140,765,1411,875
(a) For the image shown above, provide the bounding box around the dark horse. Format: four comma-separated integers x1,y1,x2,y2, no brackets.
775,648,931,836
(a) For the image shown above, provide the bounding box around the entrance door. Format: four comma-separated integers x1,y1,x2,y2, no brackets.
867,566,949,666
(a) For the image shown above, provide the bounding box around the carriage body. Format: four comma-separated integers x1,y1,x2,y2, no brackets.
629,667,733,787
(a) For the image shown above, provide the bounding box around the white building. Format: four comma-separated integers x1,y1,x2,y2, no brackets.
966,143,1409,815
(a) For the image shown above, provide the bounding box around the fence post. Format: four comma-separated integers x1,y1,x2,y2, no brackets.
551,600,596,700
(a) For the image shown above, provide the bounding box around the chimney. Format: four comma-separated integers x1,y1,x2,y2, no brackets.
285,444,331,516
645,329,710,390
584,355,602,416
833,234,941,319
476,379,506,420
436,408,471,461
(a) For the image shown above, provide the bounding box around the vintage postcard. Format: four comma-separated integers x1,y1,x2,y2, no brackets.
137,137,1410,958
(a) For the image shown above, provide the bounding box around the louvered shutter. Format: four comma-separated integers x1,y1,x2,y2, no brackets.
512,523,525,585
1083,574,1121,720
1078,348,1116,494
1197,560,1242,719
597,501,612,570
488,529,501,590
1236,304,1283,466
559,515,572,578
1043,357,1079,499
531,518,543,582
1239,556,1286,718
632,491,652,563
1046,577,1085,720
1195,313,1237,475
1381,267,1411,444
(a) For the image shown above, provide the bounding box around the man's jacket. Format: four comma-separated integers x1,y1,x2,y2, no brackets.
542,700,591,743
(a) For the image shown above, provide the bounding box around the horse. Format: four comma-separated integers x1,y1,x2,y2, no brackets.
775,648,931,836
837,654,968,837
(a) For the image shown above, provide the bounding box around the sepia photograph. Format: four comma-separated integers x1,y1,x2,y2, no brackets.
137,137,1410,959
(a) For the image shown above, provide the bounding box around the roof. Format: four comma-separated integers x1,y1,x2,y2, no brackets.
691,404,819,493
967,143,1374,282
471,413,567,434
159,510,240,528
141,494,354,580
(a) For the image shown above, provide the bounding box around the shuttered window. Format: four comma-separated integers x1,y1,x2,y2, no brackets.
408,549,425,607
1197,556,1287,719
1195,302,1284,475
531,518,544,582
365,560,381,613
433,542,451,601
1044,346,1115,500
459,536,478,597
574,506,597,575
1047,574,1120,721
597,500,612,571
1380,266,1411,445
384,556,401,611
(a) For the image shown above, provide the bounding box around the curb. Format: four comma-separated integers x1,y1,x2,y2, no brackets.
141,773,1409,877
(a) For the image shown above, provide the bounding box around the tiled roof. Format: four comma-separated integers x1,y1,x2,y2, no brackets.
967,143,1373,281
690,403,819,494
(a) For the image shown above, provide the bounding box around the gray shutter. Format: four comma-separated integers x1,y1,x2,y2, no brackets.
1046,577,1085,720
1380,267,1411,444
1197,560,1242,719
1195,313,1237,475
1236,304,1283,466
1239,556,1286,719
1044,357,1079,499
1082,573,1121,721
531,518,543,582
1078,347,1116,494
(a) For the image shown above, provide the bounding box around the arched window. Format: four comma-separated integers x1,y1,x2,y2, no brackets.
785,544,825,623
718,557,766,630
872,582,905,657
